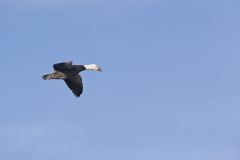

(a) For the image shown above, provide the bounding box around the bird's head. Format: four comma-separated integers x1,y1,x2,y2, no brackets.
84,64,103,72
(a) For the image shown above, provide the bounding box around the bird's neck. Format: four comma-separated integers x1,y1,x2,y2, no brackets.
83,64,95,70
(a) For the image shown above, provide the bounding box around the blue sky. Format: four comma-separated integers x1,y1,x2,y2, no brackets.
0,0,240,159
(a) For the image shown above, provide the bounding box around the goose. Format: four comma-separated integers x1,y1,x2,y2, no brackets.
42,61,102,97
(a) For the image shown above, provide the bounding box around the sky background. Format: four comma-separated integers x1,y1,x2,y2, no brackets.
0,0,240,159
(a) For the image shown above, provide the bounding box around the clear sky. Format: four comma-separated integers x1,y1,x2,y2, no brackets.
0,0,240,160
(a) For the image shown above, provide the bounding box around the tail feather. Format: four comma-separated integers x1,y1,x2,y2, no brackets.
42,74,53,80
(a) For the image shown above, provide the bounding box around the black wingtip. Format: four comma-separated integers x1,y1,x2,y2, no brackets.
74,92,81,98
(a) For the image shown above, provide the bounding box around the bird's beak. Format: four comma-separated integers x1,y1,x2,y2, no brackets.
98,67,103,72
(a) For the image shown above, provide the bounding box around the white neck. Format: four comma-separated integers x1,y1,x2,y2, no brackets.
84,64,98,71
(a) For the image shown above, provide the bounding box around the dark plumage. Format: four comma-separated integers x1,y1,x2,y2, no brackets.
43,61,102,97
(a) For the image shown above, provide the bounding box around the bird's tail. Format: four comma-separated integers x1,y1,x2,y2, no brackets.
42,73,54,80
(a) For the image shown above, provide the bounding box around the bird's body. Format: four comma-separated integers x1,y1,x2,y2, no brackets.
43,61,102,97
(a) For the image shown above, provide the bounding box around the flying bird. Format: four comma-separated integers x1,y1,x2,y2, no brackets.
42,61,102,97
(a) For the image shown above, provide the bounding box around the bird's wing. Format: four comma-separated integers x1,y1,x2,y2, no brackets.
64,74,83,97
53,61,73,71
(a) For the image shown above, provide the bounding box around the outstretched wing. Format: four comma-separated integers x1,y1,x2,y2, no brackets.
64,74,83,97
53,61,73,71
